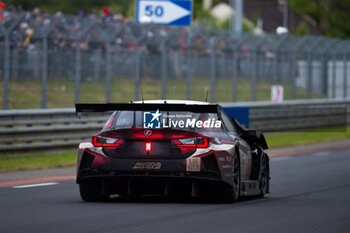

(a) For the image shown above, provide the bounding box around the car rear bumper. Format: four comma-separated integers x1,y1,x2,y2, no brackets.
77,148,223,183
77,168,221,183
77,149,231,196
77,169,227,197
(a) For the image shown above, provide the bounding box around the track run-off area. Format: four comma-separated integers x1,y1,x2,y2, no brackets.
1,148,350,233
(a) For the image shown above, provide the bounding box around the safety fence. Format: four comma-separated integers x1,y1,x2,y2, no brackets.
0,99,349,155
0,11,350,110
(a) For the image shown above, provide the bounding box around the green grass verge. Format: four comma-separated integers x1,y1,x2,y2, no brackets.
0,78,322,109
0,126,349,173
0,152,77,173
265,126,350,148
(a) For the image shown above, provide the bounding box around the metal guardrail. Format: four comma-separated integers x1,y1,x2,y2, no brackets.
222,99,350,131
0,109,108,155
0,99,349,155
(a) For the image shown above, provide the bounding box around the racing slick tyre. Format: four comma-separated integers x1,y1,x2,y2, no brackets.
220,151,241,203
79,180,110,202
258,154,269,198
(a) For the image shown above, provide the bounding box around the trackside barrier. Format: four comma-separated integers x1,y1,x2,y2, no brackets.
0,99,349,155
222,99,350,131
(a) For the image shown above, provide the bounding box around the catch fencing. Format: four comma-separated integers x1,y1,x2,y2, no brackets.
0,99,349,155
0,11,350,109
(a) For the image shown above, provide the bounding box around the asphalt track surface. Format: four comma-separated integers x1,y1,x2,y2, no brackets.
1,149,350,233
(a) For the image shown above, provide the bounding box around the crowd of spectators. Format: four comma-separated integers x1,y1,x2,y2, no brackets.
0,1,268,82
0,2,126,24
0,2,137,50
0,1,213,54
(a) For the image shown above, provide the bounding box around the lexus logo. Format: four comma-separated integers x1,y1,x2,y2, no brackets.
143,130,153,136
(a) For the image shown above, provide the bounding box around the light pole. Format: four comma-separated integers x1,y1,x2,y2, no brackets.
231,0,243,36
279,0,288,29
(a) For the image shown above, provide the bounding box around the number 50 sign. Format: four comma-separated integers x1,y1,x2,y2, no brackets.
136,0,192,26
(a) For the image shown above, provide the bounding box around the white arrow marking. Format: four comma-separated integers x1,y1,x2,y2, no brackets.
12,182,59,189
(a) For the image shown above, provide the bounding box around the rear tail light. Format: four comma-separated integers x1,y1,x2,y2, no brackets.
174,137,212,148
92,136,123,147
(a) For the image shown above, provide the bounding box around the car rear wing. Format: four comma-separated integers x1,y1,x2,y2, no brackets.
75,103,220,116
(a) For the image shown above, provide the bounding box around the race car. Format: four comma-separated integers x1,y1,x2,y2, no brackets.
75,100,270,202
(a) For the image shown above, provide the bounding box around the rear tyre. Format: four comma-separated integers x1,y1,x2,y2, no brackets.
231,151,241,202
220,151,240,202
259,154,269,198
79,180,110,202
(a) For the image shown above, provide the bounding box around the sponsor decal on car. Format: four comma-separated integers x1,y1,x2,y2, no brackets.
163,118,221,128
132,162,161,170
143,110,162,129
218,157,225,162
222,164,233,169
218,156,232,162
186,157,201,172
143,109,222,129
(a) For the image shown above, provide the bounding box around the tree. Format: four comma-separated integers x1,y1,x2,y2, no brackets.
292,22,310,36
289,0,350,38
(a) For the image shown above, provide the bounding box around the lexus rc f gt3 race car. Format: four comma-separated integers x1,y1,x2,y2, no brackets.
75,100,270,202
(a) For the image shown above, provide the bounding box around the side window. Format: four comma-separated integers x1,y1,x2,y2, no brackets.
221,110,236,133
113,111,134,128
102,112,116,129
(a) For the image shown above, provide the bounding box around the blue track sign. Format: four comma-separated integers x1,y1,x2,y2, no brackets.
136,0,192,26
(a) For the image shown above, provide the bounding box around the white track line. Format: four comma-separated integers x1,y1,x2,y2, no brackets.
270,156,292,161
12,182,59,189
311,151,331,156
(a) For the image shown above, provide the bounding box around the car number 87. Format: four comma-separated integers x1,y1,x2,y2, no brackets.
145,5,164,17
